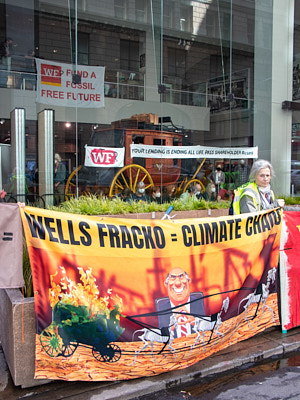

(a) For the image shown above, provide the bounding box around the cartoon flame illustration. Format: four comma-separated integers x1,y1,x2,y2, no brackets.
49,266,123,319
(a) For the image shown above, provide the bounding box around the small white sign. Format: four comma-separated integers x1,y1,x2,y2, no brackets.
130,144,258,159
84,146,125,168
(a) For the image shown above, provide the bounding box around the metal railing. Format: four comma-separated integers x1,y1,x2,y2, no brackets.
40,193,75,207
1,60,254,111
1,193,45,208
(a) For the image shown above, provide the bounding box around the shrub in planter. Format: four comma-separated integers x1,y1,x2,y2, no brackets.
49,195,231,216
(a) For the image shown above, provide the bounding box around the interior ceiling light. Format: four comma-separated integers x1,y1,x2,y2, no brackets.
65,122,71,128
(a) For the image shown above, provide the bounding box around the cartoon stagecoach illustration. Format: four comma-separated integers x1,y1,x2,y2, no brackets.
40,301,124,362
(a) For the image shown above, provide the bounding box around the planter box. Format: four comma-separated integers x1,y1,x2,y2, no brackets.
103,208,230,220
0,288,49,388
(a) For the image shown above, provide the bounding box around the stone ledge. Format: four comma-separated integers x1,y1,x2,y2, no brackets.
0,288,49,387
100,209,230,220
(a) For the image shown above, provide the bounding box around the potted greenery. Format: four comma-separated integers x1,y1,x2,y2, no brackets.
49,195,232,218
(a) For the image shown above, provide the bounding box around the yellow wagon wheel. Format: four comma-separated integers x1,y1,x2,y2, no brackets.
183,178,205,194
65,165,82,200
109,164,154,198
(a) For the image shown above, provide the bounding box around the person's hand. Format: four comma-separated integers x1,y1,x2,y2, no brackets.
277,199,285,208
178,306,189,315
177,314,195,325
0,189,6,199
177,307,195,324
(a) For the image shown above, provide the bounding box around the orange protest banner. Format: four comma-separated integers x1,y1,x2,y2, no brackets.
20,206,282,381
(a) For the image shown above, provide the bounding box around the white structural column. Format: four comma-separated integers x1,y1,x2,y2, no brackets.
38,109,54,207
145,0,162,102
271,0,294,194
254,0,294,194
144,29,161,102
10,108,26,201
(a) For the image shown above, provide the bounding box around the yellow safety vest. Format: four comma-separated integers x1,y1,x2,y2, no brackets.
232,182,275,215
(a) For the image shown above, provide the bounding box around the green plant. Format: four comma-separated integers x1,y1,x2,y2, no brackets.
280,195,300,205
48,194,231,215
22,237,33,298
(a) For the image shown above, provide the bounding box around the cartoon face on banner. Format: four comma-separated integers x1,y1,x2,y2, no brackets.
20,206,282,381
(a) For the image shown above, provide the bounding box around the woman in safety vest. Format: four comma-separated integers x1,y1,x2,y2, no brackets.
232,159,285,214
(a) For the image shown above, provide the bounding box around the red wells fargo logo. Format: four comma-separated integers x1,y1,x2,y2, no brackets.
41,63,62,86
90,149,117,165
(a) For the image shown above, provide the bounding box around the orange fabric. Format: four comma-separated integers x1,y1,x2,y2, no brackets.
20,206,282,381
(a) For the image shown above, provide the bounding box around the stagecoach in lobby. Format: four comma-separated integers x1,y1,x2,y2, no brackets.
65,113,206,199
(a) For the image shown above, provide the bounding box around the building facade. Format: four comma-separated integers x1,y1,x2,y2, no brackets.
0,0,298,203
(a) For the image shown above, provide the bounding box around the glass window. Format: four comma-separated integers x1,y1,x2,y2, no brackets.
180,5,193,32
0,119,11,144
135,0,146,23
72,32,89,65
114,0,127,19
0,0,295,202
247,17,254,45
164,1,175,29
222,13,231,41
209,55,229,80
120,39,139,71
168,47,186,78
206,10,217,37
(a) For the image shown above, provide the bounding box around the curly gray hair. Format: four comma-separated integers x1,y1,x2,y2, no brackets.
249,159,275,182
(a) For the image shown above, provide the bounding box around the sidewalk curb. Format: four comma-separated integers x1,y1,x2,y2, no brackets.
100,327,300,400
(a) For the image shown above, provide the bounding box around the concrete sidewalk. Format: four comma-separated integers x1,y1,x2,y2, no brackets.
1,325,300,400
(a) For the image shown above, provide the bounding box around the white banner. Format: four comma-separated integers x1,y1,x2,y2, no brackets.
130,144,258,159
84,146,125,168
35,59,105,108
